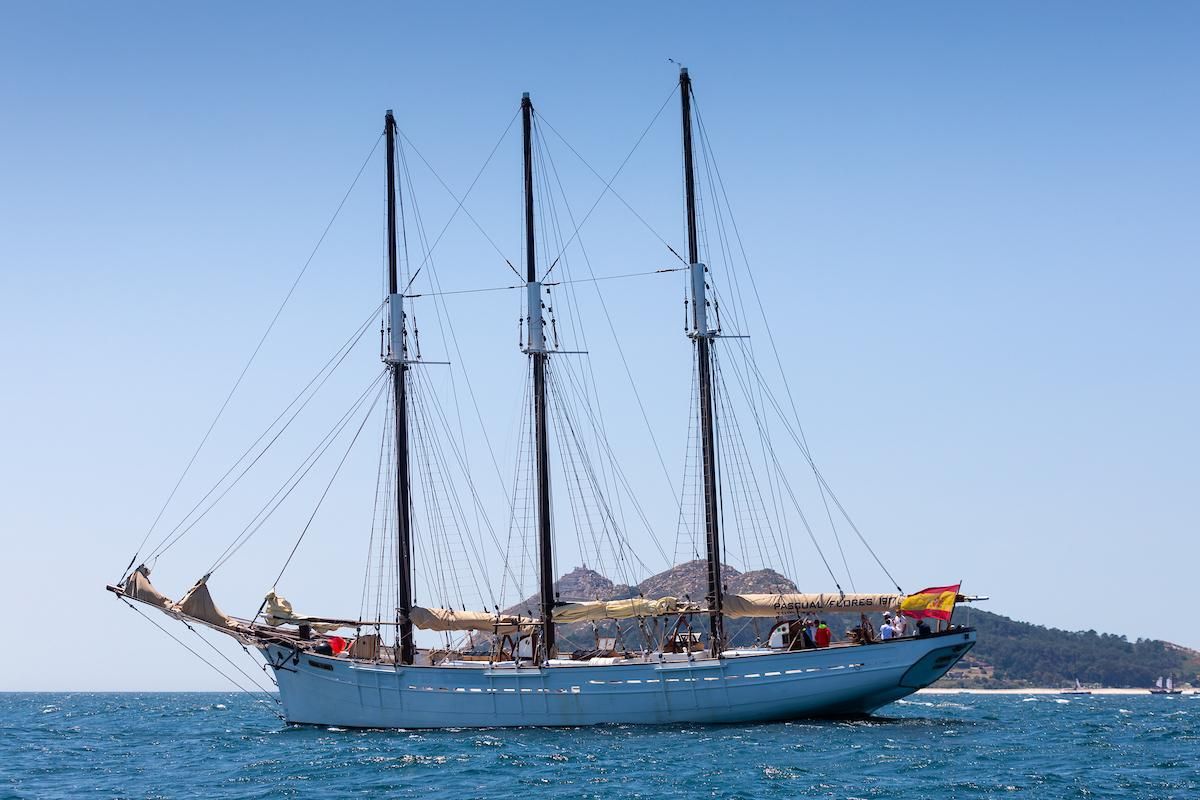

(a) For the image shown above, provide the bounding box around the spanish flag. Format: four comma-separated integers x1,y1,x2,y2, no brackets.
899,584,961,621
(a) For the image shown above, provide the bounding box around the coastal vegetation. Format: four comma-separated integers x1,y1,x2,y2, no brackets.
943,608,1200,689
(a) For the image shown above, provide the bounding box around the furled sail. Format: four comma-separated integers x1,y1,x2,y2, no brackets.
408,606,535,634
262,591,339,633
122,565,175,610
176,576,237,629
723,592,902,618
552,597,681,623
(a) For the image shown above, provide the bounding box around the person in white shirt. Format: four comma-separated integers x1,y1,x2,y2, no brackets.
892,613,907,637
879,613,896,640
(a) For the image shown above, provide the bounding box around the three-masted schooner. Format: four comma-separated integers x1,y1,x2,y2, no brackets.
109,69,977,728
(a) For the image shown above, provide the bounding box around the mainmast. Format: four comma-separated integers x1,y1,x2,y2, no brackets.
384,110,415,666
680,68,725,656
522,93,556,659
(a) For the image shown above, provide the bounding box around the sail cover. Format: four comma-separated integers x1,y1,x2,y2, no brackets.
723,593,902,618
552,597,681,623
409,607,535,634
122,565,175,610
262,591,339,633
177,576,237,629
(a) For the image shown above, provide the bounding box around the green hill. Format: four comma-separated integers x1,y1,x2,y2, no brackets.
944,607,1200,688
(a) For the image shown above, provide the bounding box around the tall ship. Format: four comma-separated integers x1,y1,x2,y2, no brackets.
1150,676,1182,695
109,69,977,728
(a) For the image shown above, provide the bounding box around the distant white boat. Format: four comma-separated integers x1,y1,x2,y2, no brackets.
1061,678,1091,695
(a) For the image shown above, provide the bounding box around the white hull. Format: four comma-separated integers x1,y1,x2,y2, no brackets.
264,628,975,728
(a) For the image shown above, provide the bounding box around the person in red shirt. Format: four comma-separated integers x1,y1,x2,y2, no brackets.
815,620,832,648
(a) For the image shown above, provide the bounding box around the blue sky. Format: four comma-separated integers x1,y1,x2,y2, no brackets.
1,3,1197,690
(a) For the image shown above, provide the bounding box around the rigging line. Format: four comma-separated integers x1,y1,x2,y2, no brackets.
546,366,612,579
499,363,534,610
396,135,480,555
534,129,682,512
717,342,821,585
537,84,682,281
394,110,521,278
714,346,843,591
714,339,801,583
536,111,687,266
412,367,522,597
690,126,801,586
271,376,388,588
126,133,385,578
411,373,493,608
398,143,493,587
146,302,383,561
536,117,674,558
120,599,284,720
694,108,843,590
361,388,393,621
536,135,627,543
210,370,389,573
554,359,670,569
396,137,412,289
409,374,463,608
716,353,792,583
400,134,514,515
557,267,687,284
406,267,687,298
549,368,655,582
185,623,280,698
735,347,901,593
692,101,879,592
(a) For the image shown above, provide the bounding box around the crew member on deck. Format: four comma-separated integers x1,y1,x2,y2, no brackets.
800,618,816,649
815,620,831,648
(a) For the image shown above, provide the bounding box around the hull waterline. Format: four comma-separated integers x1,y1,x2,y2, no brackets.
264,628,975,728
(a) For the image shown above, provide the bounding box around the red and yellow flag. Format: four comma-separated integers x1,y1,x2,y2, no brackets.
899,584,961,621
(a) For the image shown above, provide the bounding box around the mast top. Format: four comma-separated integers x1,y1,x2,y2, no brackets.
679,67,688,75
522,92,530,100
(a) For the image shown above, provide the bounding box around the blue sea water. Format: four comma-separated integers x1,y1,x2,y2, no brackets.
1,692,1197,799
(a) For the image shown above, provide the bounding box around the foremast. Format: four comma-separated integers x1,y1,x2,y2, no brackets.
522,93,557,660
383,110,416,666
680,68,725,656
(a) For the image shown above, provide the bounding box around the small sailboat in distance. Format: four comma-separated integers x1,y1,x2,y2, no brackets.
1061,678,1091,696
1150,676,1182,695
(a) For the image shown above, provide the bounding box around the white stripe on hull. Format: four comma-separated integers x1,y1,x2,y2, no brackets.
265,629,974,728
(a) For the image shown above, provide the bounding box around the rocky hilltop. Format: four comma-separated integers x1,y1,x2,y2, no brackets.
507,560,797,614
